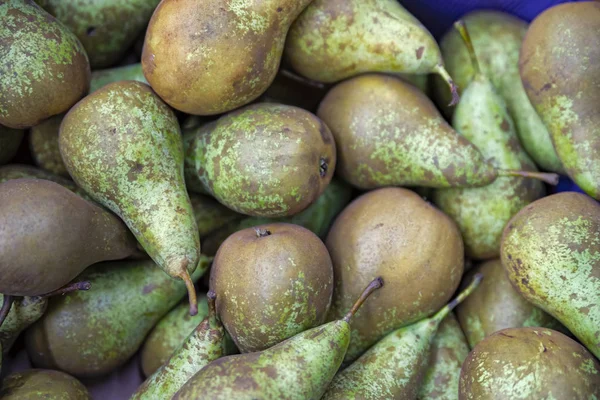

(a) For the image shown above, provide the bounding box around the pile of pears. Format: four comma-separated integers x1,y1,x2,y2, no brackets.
1,0,599,399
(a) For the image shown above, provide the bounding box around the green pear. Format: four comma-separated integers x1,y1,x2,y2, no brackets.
0,0,90,129
172,277,383,400
0,126,24,165
322,275,481,400
432,21,546,260
189,194,242,240
89,63,147,93
25,257,211,378
59,81,202,315
29,114,68,177
501,192,600,359
0,369,91,400
520,2,600,199
285,0,459,103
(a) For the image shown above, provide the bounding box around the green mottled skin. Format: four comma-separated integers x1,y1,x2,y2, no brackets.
25,258,210,378
456,260,563,349
143,0,312,115
417,314,470,400
0,369,91,399
317,74,499,190
433,11,563,173
520,3,600,198
211,223,334,353
189,194,242,239
396,73,431,96
433,74,545,259
41,0,160,68
201,179,353,256
0,126,24,165
0,0,90,129
59,81,201,282
173,320,350,400
184,103,336,217
0,295,47,354
460,328,600,399
286,0,443,83
90,63,147,93
29,114,68,177
501,192,600,359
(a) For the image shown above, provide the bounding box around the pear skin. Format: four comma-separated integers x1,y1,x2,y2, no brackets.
29,114,68,177
0,369,91,400
89,63,147,93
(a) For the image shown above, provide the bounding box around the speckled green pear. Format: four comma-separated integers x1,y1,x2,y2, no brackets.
417,313,470,400
0,369,91,400
286,0,458,103
433,11,563,173
173,278,383,400
0,0,90,129
432,21,547,260
29,114,68,177
0,126,24,165
501,192,600,359
25,257,211,378
520,2,600,199
322,275,481,400
89,63,147,93
459,328,600,399
39,0,160,68
184,103,336,217
59,81,202,315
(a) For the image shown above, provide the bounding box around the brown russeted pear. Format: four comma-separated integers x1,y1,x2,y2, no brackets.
59,81,202,315
520,2,600,199
326,187,464,362
460,328,600,399
432,21,546,260
285,0,459,104
0,0,90,129
0,179,137,296
322,275,481,400
172,278,383,400
317,74,559,190
0,126,24,165
501,192,600,359
0,369,91,400
142,0,313,115
184,103,336,217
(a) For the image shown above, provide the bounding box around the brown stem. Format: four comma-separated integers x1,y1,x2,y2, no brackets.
497,169,560,185
279,69,327,89
207,290,218,326
343,277,384,323
430,273,483,325
180,269,198,316
434,64,460,106
0,295,14,328
40,281,91,298
454,20,481,75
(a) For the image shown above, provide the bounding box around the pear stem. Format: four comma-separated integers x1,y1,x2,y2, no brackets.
0,295,14,328
207,290,217,326
279,69,326,89
433,64,460,106
454,20,481,76
343,277,384,323
497,169,560,185
179,268,199,317
40,281,92,298
430,273,483,325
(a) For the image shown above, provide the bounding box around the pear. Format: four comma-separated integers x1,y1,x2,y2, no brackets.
433,11,563,173
184,103,336,217
0,179,137,296
456,260,564,349
59,80,202,315
29,114,68,177
520,2,600,199
89,63,148,93
258,70,329,113
210,223,334,353
322,275,481,399
0,369,91,400
432,21,546,260
417,314,470,400
0,0,90,129
326,187,464,362
460,327,600,399
317,74,559,190
501,192,600,359
285,0,459,104
25,257,211,378
132,292,227,399
189,194,242,240
39,0,160,68
142,0,313,115
0,126,24,165
173,277,383,399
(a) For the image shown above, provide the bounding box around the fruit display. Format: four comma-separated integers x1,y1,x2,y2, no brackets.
0,1,598,399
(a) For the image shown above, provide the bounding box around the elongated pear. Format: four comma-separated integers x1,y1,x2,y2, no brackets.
317,74,558,190
286,0,458,103
432,21,546,260
322,275,482,400
173,278,383,400
143,0,313,115
0,369,91,400
0,126,24,165
501,192,600,359
0,179,137,296
59,81,201,315
25,257,210,378
520,2,600,198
